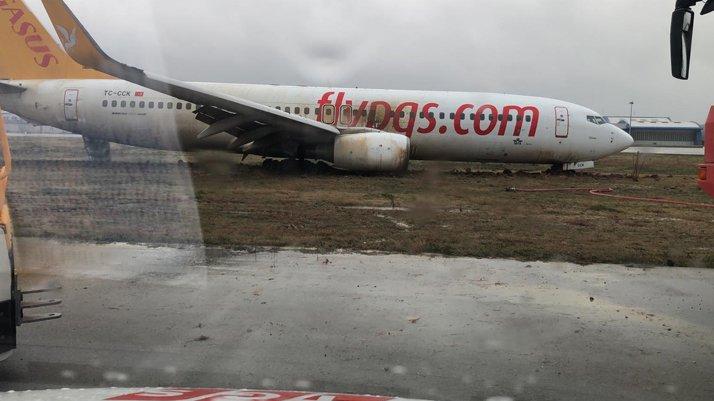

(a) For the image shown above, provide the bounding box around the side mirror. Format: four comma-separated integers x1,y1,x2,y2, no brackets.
704,0,714,15
671,8,695,80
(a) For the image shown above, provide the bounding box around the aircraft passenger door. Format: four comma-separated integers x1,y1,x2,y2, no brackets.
555,106,569,138
64,89,79,122
339,105,353,126
321,104,336,125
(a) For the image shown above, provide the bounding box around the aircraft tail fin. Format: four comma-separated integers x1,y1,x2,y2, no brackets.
41,0,130,79
0,0,109,80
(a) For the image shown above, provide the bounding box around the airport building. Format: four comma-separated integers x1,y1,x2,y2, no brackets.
2,111,69,135
605,116,703,147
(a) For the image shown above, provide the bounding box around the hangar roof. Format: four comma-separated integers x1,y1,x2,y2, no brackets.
604,116,702,130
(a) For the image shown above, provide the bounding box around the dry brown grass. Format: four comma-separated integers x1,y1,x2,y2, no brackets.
7,137,714,267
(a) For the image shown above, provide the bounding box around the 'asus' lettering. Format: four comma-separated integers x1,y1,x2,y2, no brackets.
34,53,58,68
2,3,59,68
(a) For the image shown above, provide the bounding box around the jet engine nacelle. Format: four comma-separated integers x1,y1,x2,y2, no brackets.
333,131,410,172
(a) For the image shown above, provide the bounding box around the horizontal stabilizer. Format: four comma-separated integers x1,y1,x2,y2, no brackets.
0,82,27,94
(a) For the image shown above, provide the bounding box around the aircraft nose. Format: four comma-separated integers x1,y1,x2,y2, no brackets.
612,126,634,151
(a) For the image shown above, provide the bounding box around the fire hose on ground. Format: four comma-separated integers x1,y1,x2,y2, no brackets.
507,187,714,209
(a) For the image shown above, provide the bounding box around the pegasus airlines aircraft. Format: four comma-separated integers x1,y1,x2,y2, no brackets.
0,0,634,172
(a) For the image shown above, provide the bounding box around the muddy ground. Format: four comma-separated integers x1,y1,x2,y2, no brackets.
6,136,714,267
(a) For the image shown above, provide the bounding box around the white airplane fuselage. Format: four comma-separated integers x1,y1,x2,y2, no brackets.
0,79,634,165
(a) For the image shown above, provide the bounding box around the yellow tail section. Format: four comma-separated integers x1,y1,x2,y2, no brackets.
0,0,109,80
0,105,12,250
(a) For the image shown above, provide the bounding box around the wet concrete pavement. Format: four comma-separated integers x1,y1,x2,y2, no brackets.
1,238,712,401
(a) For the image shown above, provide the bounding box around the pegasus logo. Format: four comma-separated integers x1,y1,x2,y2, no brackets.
0,2,59,67
56,24,77,51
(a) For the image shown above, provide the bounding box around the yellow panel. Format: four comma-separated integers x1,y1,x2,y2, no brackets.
0,0,111,80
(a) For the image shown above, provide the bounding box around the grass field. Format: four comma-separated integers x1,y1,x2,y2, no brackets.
7,136,714,267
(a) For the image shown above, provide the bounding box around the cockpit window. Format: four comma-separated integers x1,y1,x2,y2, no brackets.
587,115,607,125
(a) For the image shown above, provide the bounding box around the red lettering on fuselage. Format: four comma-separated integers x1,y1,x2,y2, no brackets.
394,102,418,137
454,103,474,136
499,105,540,137
316,91,540,138
349,100,370,127
368,101,392,131
418,103,439,134
474,104,499,136
0,2,60,68
316,91,334,123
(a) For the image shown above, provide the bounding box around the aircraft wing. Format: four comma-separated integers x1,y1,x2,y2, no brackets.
40,0,340,152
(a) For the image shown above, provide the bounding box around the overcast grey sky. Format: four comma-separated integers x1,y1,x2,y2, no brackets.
28,0,714,122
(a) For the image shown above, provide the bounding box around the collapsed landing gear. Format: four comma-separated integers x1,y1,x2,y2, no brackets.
82,136,111,162
261,158,335,174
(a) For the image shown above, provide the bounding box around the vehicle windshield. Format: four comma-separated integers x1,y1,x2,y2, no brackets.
0,1,712,401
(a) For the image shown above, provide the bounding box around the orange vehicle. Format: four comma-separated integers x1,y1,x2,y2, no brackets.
0,108,61,362
699,107,714,197
0,106,17,361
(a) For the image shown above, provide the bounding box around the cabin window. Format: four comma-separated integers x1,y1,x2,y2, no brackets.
526,115,532,122
293,107,299,114
470,114,475,121
450,113,455,120
158,102,164,109
186,103,193,111
149,102,155,109
276,106,281,111
120,101,127,108
285,108,291,114
305,107,310,115
102,100,108,107
439,112,445,119
324,108,331,116
139,101,145,108
461,113,466,120
508,115,513,121
130,101,136,108
167,102,173,110
489,115,493,121
176,103,183,110
429,112,435,118
498,115,503,121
